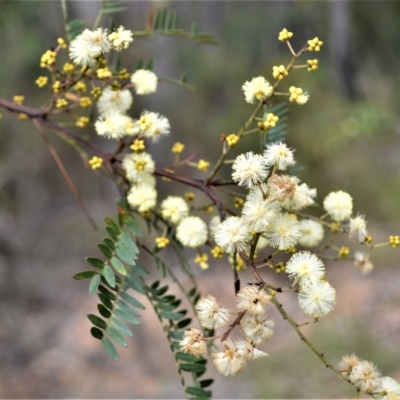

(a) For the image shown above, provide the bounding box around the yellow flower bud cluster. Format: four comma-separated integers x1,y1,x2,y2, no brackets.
13,95,24,105
40,50,56,68
308,37,323,52
197,159,210,172
226,134,240,147
184,192,195,201
307,59,319,72
278,28,293,42
76,116,89,128
97,68,112,79
134,160,147,171
172,142,185,154
63,63,75,73
389,235,400,248
155,236,170,249
195,253,209,270
18,113,28,121
211,246,224,259
75,82,87,93
35,76,48,88
118,68,130,80
91,87,101,98
53,81,62,94
131,139,146,153
79,97,92,108
258,113,279,131
338,246,350,258
89,156,103,170
273,65,288,80
57,38,68,49
275,261,286,274
289,86,309,105
56,98,68,108
234,196,244,209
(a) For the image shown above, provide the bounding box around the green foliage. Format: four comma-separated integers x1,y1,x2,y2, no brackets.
75,212,147,360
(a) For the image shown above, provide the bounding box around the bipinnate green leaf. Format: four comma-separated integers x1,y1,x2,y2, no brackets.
87,314,107,329
120,292,145,310
111,257,127,276
180,363,206,373
159,311,184,320
98,285,116,300
110,318,133,338
86,257,105,269
114,308,140,325
98,294,113,309
103,265,116,288
185,386,211,398
89,274,101,295
177,318,192,329
90,327,103,340
98,243,113,259
169,330,184,340
106,226,118,241
200,379,214,388
103,238,115,251
116,300,140,317
116,245,136,265
107,327,128,347
102,337,119,360
126,216,142,236
73,271,97,280
176,352,198,363
97,304,111,319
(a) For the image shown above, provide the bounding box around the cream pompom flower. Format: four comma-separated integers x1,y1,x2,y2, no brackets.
286,251,325,286
298,219,324,247
353,252,374,275
232,152,269,188
338,354,361,378
236,286,272,315
69,28,111,66
97,87,133,115
127,183,157,213
214,216,250,254
137,110,170,142
348,214,368,242
180,328,207,358
122,152,155,182
131,69,158,95
94,111,134,139
349,360,381,394
240,314,274,345
242,76,273,104
161,196,189,224
323,190,353,221
212,340,247,376
298,280,336,318
234,339,268,360
264,142,296,170
376,377,400,399
176,216,208,248
195,295,231,330
108,26,134,51
265,212,301,250
241,195,280,233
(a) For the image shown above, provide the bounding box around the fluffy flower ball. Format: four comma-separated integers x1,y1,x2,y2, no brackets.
232,152,269,188
242,76,273,104
161,196,189,224
176,216,208,248
323,190,353,221
131,69,158,95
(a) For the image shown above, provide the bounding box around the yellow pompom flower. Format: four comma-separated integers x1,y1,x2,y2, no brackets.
76,116,90,128
155,237,170,249
197,159,210,172
172,142,185,153
35,76,48,88
272,65,288,80
308,37,323,52
63,62,75,73
226,134,240,147
13,95,24,105
278,28,293,42
79,97,92,108
89,156,103,170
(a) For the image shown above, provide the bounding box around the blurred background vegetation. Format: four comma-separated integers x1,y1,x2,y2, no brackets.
0,1,399,398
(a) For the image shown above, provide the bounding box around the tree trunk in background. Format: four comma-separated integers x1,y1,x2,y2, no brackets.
328,1,359,100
